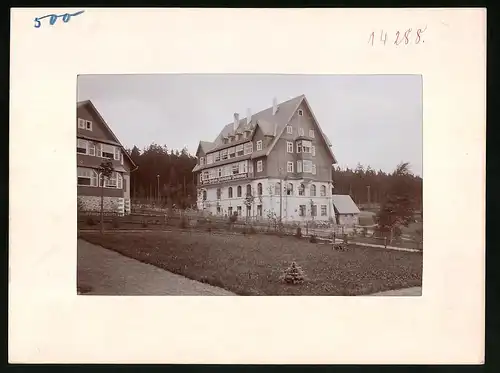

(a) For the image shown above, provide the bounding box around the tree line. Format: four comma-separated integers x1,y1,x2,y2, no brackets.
126,143,423,212
332,163,422,211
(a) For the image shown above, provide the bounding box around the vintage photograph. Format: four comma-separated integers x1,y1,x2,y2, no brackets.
77,74,423,296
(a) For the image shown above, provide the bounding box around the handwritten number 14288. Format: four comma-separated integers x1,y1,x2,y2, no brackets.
368,27,427,46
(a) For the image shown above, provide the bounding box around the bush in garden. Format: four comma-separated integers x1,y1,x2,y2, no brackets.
295,227,302,238
309,235,317,243
86,216,97,226
281,261,306,285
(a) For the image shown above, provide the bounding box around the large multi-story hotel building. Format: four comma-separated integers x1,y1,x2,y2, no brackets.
192,95,337,222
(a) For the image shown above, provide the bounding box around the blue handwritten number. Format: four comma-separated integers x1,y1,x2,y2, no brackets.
33,10,85,28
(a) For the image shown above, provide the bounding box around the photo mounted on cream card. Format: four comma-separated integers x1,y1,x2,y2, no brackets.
77,74,423,296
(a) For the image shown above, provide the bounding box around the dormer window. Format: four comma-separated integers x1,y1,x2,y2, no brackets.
200,157,205,165
235,134,239,141
298,109,304,116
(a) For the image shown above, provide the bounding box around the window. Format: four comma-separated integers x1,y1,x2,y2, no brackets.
246,184,252,196
214,152,220,162
77,167,98,186
77,139,87,154
257,183,263,195
243,132,247,139
312,164,317,175
228,147,235,158
202,171,209,180
249,162,253,174
203,190,207,201
287,183,293,196
246,205,251,217
296,142,302,153
228,206,233,216
310,184,317,196
237,185,242,197
287,141,293,153
275,183,280,195
301,140,312,153
287,125,293,134
78,118,85,129
237,206,242,215
228,187,233,198
298,109,304,116
299,205,306,216
244,142,253,155
257,160,263,172
235,134,239,141
98,143,115,159
321,205,327,216
256,140,263,151
311,145,316,157
217,206,221,214
85,120,92,131
309,129,315,138
232,164,239,175
114,147,120,161
117,173,123,189
297,160,302,173
299,183,305,196
221,149,228,160
200,157,205,165
298,128,304,136
320,185,326,197
257,205,263,217
287,161,294,173
303,160,313,173
217,188,221,200
207,154,214,164
209,169,216,179
236,144,244,157
311,205,317,217
218,168,222,177
102,171,118,188
239,161,247,174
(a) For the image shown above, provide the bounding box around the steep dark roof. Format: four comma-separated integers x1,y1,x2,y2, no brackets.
77,100,137,169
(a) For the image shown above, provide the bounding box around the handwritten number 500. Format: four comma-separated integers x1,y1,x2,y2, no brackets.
34,10,85,28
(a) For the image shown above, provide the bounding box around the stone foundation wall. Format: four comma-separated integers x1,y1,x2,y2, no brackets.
78,196,124,215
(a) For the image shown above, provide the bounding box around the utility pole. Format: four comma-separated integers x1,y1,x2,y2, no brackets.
367,185,371,205
157,174,160,204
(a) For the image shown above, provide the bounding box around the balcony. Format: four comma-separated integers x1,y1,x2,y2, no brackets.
200,172,251,186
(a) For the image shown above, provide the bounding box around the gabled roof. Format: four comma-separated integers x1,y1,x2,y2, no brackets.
332,195,361,214
77,100,137,169
196,141,215,156
199,94,337,164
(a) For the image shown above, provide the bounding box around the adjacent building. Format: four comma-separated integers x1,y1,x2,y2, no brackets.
332,195,361,226
76,100,137,215
192,95,337,223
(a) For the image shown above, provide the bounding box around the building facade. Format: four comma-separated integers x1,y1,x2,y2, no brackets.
76,100,137,215
192,95,337,223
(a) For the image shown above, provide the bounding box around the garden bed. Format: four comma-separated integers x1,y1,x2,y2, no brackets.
79,230,423,296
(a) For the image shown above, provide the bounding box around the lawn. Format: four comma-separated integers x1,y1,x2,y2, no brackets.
79,230,423,296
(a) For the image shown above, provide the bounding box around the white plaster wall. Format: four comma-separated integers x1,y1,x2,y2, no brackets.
198,178,334,222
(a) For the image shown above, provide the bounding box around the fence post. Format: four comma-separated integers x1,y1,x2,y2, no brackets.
384,237,387,248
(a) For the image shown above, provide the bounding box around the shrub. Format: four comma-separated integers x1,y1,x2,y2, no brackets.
309,235,317,243
281,261,306,285
295,227,302,238
86,216,96,226
229,213,238,223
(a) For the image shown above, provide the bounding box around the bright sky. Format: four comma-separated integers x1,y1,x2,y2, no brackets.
78,74,422,176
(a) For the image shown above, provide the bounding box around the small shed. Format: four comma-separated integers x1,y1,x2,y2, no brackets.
332,195,361,227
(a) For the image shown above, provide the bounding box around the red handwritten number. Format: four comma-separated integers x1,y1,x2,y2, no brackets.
380,30,387,45
368,31,374,46
404,29,412,45
416,26,427,44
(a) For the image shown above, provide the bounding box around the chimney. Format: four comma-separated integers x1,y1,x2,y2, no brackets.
233,113,239,132
273,122,278,136
246,108,252,125
272,97,278,115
